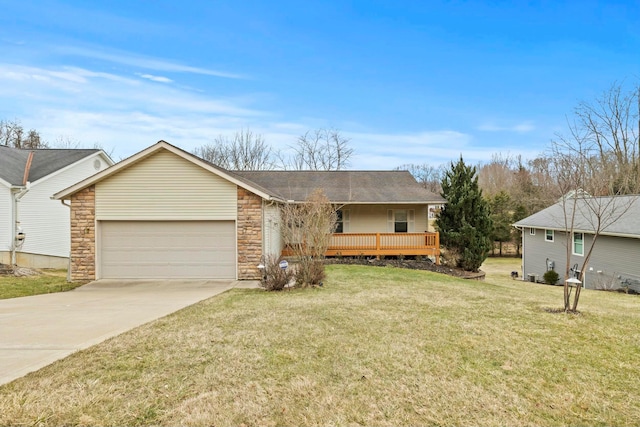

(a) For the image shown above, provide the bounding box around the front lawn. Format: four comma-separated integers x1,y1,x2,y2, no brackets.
1,260,640,426
0,270,80,299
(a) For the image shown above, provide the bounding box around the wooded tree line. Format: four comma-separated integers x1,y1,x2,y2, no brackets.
192,127,353,171
0,119,47,149
4,82,639,244
401,82,640,257
0,119,100,151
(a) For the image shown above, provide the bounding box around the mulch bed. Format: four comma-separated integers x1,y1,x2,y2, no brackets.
325,257,485,279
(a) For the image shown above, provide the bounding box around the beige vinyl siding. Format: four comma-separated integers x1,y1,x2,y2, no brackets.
96,150,237,220
342,205,429,233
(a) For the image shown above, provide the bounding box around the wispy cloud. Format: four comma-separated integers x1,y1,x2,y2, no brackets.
56,45,246,79
0,61,265,159
478,121,535,133
136,73,173,83
0,62,539,169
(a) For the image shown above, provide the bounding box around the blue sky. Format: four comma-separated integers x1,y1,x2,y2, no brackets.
0,0,638,169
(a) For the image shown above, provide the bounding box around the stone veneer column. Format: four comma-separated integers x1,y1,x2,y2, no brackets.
69,186,96,282
237,187,262,280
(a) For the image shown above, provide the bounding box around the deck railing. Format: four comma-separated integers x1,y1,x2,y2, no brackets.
325,232,440,264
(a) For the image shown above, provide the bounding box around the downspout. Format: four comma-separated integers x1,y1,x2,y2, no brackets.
10,186,29,265
10,151,34,265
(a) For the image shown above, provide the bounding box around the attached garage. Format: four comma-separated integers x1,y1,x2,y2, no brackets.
54,141,272,282
99,221,236,279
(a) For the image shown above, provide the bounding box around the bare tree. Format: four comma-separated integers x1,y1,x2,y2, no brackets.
285,128,353,170
194,128,276,170
571,81,640,193
279,189,338,287
0,119,48,149
477,153,518,197
395,163,444,193
547,82,640,311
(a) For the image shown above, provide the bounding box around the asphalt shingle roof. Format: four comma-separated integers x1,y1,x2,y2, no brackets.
233,170,446,203
513,195,640,238
0,146,101,185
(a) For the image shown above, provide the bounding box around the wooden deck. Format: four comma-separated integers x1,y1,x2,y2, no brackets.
283,232,440,264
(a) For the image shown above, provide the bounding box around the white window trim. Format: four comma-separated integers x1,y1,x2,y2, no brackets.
335,209,350,233
387,209,415,233
545,229,554,242
572,232,584,256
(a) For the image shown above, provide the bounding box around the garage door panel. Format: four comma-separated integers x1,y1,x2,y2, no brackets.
99,221,236,279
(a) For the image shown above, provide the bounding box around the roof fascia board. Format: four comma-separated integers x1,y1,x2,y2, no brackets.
515,225,640,239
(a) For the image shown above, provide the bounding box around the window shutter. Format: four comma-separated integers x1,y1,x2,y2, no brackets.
408,209,415,232
387,210,394,232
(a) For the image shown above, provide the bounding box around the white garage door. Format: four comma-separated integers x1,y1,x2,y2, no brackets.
99,221,236,279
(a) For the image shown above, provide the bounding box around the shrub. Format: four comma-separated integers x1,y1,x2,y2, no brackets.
543,269,560,285
295,258,325,287
260,256,294,291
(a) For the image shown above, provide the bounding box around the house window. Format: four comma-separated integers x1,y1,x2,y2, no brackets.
334,209,349,233
388,209,414,233
395,210,408,232
529,228,536,236
573,232,584,256
545,229,554,242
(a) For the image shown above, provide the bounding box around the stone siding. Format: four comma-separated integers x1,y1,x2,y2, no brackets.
69,186,96,282
237,188,262,280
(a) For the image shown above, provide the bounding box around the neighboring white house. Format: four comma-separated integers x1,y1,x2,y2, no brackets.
0,146,113,268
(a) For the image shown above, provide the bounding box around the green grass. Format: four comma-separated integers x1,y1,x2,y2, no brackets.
0,270,81,299
1,259,640,426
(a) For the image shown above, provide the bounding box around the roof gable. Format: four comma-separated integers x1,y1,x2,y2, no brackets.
53,140,278,201
0,145,109,186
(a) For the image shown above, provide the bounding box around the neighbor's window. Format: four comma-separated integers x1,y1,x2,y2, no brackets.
530,228,536,235
573,232,584,256
545,229,554,242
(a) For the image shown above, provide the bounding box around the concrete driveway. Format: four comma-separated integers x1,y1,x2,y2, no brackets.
0,279,250,386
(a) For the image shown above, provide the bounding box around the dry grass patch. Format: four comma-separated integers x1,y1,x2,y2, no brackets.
1,260,640,426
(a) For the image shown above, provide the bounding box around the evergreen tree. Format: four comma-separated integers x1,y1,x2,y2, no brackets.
436,157,493,271
511,203,528,256
488,191,512,256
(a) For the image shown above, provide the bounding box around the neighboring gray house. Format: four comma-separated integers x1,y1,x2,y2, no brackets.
513,195,640,291
0,146,113,268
